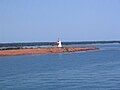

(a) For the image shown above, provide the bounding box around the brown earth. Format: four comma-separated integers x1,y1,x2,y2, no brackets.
0,47,99,56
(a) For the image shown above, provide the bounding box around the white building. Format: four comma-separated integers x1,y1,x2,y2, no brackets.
57,39,62,48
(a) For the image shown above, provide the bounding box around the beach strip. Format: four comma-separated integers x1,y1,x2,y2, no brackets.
0,47,98,56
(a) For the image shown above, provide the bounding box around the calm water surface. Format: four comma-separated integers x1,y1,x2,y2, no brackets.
0,44,120,90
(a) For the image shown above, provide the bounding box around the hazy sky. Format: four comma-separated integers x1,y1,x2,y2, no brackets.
0,0,120,43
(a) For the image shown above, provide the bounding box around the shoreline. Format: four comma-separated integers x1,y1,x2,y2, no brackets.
0,47,99,57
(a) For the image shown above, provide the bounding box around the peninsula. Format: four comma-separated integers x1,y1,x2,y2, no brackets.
0,47,98,56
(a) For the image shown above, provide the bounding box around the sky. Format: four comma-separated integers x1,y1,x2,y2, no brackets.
0,0,120,43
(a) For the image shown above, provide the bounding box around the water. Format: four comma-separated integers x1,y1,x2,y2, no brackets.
0,44,120,90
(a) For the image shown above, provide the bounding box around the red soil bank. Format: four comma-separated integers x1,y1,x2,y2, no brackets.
0,47,98,56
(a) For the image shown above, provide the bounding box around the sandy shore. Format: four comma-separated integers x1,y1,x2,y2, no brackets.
0,47,98,56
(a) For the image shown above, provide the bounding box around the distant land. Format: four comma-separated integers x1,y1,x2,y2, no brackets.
0,41,120,47
0,40,119,56
0,47,98,56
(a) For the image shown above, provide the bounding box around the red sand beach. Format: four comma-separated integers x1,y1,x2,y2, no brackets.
0,47,98,56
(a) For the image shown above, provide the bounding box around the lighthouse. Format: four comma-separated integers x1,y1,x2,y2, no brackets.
57,38,62,48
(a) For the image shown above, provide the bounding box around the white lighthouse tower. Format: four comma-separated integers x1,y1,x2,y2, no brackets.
57,38,62,48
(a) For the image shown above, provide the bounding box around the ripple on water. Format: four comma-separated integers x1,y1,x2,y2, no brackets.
1,69,120,90
0,44,120,90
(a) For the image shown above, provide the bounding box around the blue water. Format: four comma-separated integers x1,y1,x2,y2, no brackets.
0,44,120,90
